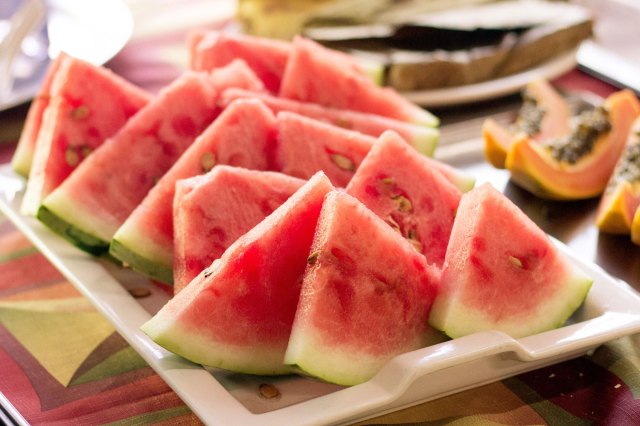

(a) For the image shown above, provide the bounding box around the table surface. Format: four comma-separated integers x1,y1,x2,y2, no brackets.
2,1,640,425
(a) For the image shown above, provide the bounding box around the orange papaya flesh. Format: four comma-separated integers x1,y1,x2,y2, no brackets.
482,80,571,169
596,117,640,234
505,89,640,201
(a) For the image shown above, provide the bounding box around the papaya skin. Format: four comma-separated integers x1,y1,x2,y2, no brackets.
482,80,571,169
505,90,640,200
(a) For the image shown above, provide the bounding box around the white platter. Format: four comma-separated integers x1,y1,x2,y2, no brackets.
3,161,640,426
402,49,578,108
1,0,133,111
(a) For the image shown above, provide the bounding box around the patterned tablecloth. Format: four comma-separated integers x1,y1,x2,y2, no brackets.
2,1,640,424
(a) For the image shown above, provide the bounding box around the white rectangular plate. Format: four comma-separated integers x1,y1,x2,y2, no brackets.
3,161,640,426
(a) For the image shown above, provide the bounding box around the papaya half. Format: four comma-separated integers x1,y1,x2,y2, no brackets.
596,117,640,234
505,89,640,200
483,79,571,168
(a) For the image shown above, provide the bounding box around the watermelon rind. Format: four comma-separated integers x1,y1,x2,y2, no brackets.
429,263,592,339
37,204,108,255
141,287,294,375
110,237,173,284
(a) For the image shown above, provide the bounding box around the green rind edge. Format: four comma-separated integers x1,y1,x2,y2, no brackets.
36,204,109,256
109,238,174,285
413,128,440,157
140,320,292,376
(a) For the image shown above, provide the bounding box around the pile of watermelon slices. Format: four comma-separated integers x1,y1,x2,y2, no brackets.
12,32,593,386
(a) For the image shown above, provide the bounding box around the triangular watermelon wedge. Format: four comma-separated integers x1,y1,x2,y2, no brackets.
110,99,278,284
173,166,305,294
191,31,291,93
221,87,440,156
345,131,463,267
275,111,376,187
141,172,335,375
279,36,438,127
20,55,152,216
37,71,220,255
11,53,67,177
429,183,593,339
284,191,442,386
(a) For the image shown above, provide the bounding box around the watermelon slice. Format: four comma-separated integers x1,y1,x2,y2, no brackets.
110,99,278,284
11,53,67,177
284,191,442,386
206,58,266,94
37,71,220,255
173,166,305,294
279,36,438,127
141,172,335,375
20,56,152,216
191,31,291,93
429,183,593,339
221,88,440,156
275,111,376,187
345,131,463,267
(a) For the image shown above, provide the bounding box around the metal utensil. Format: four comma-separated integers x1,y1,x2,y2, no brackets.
0,0,46,101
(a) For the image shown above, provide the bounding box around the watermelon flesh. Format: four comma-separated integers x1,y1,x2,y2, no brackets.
191,31,291,93
38,71,220,255
279,36,438,127
206,58,266,94
110,99,278,284
11,53,67,177
275,111,376,187
173,166,305,294
21,56,152,216
345,131,462,267
221,88,440,156
284,191,442,386
429,183,593,339
141,172,335,375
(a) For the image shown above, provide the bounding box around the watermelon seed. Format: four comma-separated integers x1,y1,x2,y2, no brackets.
128,287,151,298
406,229,422,252
307,251,320,265
509,256,523,268
200,152,216,173
258,383,281,400
71,105,90,119
330,153,355,171
65,146,80,167
385,215,401,233
80,145,93,158
379,177,395,186
335,116,352,129
392,195,413,212
203,268,214,278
